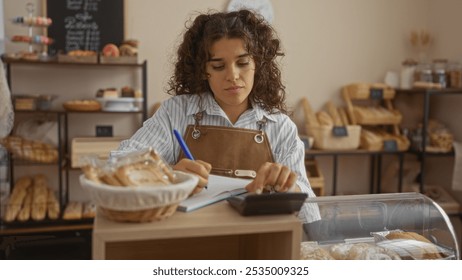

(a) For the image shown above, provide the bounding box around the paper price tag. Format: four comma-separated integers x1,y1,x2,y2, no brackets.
383,139,398,151
370,88,384,100
332,126,348,137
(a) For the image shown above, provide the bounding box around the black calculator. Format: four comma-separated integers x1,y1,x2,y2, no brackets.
227,192,308,216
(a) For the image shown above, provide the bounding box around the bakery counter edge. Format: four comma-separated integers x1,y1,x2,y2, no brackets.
93,201,302,242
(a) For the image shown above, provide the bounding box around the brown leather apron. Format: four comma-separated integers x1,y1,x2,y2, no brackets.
177,112,274,179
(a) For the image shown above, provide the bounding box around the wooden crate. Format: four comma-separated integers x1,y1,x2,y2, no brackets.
305,159,325,196
71,137,125,168
307,124,361,150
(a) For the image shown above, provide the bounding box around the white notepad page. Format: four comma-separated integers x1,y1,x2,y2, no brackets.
177,175,251,212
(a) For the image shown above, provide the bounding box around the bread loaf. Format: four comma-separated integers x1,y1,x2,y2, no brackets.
385,231,442,259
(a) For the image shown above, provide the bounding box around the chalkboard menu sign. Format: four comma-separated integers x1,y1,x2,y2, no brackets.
46,0,124,55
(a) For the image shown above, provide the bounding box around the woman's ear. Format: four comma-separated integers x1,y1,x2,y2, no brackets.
203,73,211,80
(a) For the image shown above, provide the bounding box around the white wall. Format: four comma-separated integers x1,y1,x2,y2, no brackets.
3,0,462,199
3,0,430,109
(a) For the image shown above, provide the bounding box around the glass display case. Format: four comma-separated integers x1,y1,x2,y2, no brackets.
302,193,459,260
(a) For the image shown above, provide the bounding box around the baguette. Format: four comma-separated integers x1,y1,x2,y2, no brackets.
4,177,32,222
33,174,48,188
17,189,33,222
337,107,350,126
300,98,320,126
4,188,28,222
47,188,60,220
31,184,48,221
316,111,334,126
325,101,342,126
13,176,32,192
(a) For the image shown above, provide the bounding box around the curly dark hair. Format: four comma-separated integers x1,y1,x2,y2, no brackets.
167,9,287,114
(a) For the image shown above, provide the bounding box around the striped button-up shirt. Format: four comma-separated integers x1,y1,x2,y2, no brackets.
116,92,320,223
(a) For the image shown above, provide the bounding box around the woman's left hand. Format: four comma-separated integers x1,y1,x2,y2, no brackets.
245,162,297,194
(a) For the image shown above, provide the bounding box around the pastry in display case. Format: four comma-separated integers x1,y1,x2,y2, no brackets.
301,193,459,260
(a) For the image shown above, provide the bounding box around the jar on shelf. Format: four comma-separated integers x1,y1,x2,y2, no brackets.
447,61,462,88
432,59,448,88
414,63,433,83
400,59,417,89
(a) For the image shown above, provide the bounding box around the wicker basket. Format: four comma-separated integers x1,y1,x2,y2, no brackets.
306,125,361,150
360,129,410,151
79,171,198,223
100,204,179,223
352,106,402,125
343,83,396,99
63,100,101,111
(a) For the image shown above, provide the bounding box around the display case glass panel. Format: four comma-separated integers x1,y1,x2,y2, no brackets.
302,193,459,260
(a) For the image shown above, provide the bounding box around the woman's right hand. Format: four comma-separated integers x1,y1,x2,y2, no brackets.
173,158,212,195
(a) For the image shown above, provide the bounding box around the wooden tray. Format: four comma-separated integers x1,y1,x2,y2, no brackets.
63,100,101,111
58,54,98,64
99,55,138,64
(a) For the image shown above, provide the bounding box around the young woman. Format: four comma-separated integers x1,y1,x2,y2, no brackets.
116,9,319,222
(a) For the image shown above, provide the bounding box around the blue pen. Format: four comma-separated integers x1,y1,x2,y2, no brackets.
173,129,195,160
173,129,207,189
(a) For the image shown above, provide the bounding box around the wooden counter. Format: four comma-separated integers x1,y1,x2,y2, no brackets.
93,201,302,260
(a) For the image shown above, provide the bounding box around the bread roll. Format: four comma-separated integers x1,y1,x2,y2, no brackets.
82,202,96,219
329,243,354,260
119,44,138,56
100,173,124,186
82,165,103,184
300,242,334,260
63,201,83,220
330,242,400,260
115,162,171,186
347,243,400,260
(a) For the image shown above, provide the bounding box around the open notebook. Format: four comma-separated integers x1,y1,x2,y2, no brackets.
177,175,251,212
